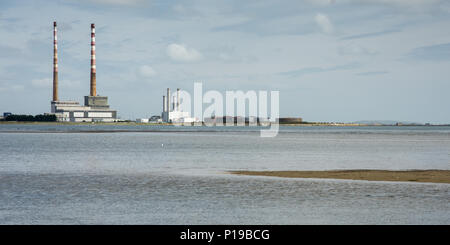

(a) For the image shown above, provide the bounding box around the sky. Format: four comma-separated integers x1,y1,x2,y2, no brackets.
0,0,449,123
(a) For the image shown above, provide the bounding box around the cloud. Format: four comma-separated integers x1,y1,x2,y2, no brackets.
212,18,314,36
166,43,203,62
340,29,401,40
212,14,316,36
138,65,157,77
315,13,333,34
407,43,450,61
279,62,361,77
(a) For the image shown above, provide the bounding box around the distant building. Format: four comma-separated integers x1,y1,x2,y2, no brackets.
161,88,197,123
49,22,117,122
3,112,12,117
149,115,162,123
51,99,117,122
136,118,149,123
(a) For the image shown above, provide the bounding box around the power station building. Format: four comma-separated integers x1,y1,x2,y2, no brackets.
161,88,196,123
50,22,117,122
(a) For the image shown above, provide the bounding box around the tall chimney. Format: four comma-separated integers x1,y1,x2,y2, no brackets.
90,23,96,96
163,95,166,112
172,96,176,111
52,21,58,101
176,88,180,111
167,88,171,112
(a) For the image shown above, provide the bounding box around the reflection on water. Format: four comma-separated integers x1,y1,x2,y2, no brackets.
0,125,449,224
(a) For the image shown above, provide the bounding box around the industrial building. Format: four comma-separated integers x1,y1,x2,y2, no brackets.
161,88,196,123
149,115,162,123
50,22,117,122
136,118,149,123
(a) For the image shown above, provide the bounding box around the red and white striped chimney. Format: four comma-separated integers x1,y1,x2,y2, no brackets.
52,21,58,101
90,23,96,96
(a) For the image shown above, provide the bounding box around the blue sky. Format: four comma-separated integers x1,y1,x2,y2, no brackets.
0,0,449,123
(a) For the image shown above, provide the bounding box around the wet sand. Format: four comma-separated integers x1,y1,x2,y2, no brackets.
230,170,450,184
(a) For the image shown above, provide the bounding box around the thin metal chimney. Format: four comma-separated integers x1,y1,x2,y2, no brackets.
167,88,171,112
172,96,176,111
176,88,180,111
90,23,96,96
163,95,166,112
52,21,58,101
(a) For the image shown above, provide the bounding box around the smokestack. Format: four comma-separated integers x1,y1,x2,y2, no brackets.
90,23,96,96
163,95,166,112
177,88,180,111
167,88,171,112
172,96,176,111
52,21,58,101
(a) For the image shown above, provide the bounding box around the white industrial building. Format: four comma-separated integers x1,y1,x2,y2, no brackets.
161,88,197,123
51,98,117,122
136,118,149,123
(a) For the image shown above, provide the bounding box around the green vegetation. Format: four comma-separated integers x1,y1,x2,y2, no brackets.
3,114,57,122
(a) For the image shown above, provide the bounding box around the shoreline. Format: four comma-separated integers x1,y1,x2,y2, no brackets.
1,121,449,127
230,170,450,184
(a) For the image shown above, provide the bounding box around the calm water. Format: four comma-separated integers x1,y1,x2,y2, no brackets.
0,124,449,224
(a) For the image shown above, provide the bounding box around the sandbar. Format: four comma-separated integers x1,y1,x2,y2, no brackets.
230,170,450,184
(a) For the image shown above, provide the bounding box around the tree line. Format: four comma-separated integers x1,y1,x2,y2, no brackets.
2,114,57,122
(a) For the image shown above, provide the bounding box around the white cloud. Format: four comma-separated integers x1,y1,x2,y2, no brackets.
166,43,203,62
315,13,334,34
138,65,157,77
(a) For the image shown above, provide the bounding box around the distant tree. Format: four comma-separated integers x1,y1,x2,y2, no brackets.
5,114,56,122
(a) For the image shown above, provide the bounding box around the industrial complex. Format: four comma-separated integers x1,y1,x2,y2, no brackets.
38,22,295,125
161,88,196,123
50,22,117,122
